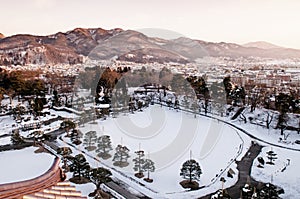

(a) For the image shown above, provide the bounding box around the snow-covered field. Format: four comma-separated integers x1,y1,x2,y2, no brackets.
61,105,252,198
0,146,54,184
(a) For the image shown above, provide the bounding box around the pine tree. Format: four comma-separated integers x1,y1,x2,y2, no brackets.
83,131,97,151
210,81,226,116
0,87,5,108
57,147,73,171
138,100,143,111
113,144,130,168
70,129,82,145
266,150,277,165
180,159,202,183
61,120,76,136
258,183,283,198
96,135,112,159
174,98,180,110
133,150,145,178
257,157,265,168
69,154,90,180
143,158,155,183
89,167,112,189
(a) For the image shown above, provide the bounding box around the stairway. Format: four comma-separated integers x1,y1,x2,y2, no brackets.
22,181,87,199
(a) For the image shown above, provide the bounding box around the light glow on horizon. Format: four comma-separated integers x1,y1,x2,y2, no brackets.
1,0,300,49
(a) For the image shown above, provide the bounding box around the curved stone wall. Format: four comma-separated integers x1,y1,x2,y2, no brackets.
0,157,62,199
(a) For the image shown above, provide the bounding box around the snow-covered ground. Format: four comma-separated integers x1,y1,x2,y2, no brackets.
59,104,252,198
0,136,11,145
252,145,300,198
1,91,299,198
0,115,16,136
218,107,300,199
231,107,300,150
0,146,54,184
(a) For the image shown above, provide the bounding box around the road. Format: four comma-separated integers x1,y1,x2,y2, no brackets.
106,181,141,199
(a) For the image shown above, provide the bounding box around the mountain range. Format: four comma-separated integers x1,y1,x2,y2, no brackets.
1,28,300,66
242,41,283,49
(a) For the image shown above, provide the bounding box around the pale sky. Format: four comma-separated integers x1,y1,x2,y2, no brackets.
1,0,300,48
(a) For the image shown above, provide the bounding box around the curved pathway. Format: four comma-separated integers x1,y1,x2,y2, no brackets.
199,142,263,198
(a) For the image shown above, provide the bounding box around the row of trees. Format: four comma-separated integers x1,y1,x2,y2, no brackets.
81,133,156,182
57,148,112,197
70,154,112,198
63,141,203,189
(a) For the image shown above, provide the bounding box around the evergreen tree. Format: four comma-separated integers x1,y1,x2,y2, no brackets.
133,150,145,178
96,135,113,159
276,93,290,135
257,157,265,168
11,130,24,145
143,158,155,183
89,167,112,189
223,76,232,102
69,154,90,180
53,89,59,106
61,120,76,136
257,183,283,198
266,150,277,165
0,87,5,108
32,97,44,117
70,129,83,145
83,131,97,151
137,100,143,111
57,147,73,171
174,98,180,110
113,144,130,167
210,81,226,116
171,74,186,95
180,159,202,183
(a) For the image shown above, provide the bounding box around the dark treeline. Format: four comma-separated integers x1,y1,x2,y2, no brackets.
0,69,45,103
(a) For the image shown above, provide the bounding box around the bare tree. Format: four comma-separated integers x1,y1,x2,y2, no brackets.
265,111,274,129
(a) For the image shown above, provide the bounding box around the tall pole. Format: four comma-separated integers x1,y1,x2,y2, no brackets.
147,152,150,179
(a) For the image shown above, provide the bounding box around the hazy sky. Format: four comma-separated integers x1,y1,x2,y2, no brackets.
1,0,300,48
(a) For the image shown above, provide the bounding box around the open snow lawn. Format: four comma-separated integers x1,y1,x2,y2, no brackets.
75,105,250,198
0,146,54,184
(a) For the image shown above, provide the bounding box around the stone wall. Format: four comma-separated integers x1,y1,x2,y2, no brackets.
0,157,62,199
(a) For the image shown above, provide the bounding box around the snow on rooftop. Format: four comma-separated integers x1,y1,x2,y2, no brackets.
0,147,54,184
